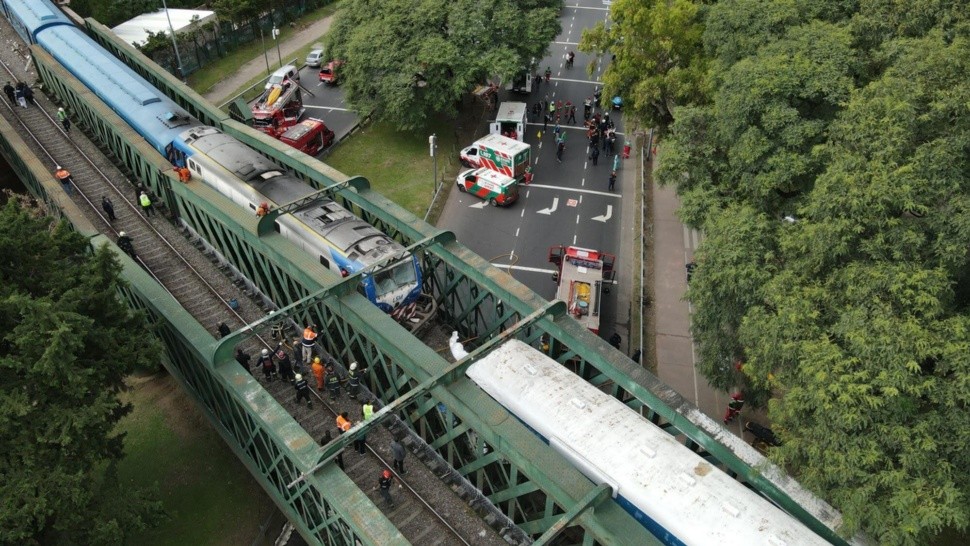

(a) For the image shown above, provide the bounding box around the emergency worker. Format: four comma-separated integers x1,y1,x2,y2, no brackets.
325,365,341,401
55,166,73,196
378,469,394,507
311,356,325,391
347,362,366,399
139,191,155,217
257,348,277,381
116,231,136,260
294,373,312,408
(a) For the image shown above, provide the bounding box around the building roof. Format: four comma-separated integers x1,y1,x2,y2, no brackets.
111,8,216,47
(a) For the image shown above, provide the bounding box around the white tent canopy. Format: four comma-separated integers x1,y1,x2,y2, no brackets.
112,8,216,47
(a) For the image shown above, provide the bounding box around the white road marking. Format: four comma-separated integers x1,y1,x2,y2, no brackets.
537,197,560,215
573,234,578,245
591,205,613,222
515,227,520,237
491,263,557,275
576,214,580,224
554,41,580,46
528,183,621,199
304,104,354,112
470,201,488,209
520,208,526,217
547,76,603,85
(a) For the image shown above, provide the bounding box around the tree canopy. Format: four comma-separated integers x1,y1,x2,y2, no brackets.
637,0,970,542
324,0,561,130
0,200,163,544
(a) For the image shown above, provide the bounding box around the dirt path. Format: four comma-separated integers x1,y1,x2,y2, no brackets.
204,16,336,104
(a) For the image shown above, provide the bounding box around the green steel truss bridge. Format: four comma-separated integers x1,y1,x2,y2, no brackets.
0,17,854,546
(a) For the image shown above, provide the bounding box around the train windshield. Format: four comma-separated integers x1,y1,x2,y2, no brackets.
373,259,417,299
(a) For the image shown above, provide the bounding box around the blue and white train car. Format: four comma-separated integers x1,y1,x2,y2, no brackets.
0,0,72,45
34,24,201,159
467,340,829,546
4,0,425,318
179,126,422,313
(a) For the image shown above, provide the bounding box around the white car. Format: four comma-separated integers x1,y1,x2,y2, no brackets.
459,145,482,168
305,48,324,68
265,65,300,90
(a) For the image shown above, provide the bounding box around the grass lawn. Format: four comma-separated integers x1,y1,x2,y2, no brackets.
117,373,275,546
325,118,461,219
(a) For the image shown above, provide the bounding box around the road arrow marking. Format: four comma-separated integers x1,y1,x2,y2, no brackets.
537,197,559,215
469,201,488,209
591,205,613,222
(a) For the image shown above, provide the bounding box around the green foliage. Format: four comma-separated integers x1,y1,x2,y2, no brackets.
579,0,708,128
0,201,163,544
324,0,560,130
658,0,970,542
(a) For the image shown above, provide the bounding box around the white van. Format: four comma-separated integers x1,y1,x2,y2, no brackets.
265,65,300,89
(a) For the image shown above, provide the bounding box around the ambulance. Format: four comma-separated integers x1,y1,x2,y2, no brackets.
459,134,531,181
455,167,518,206
490,101,527,142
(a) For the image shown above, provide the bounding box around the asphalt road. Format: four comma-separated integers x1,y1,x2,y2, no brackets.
438,0,627,334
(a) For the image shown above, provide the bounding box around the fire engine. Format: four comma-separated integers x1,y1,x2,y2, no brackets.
548,246,616,334
278,118,335,156
252,78,304,136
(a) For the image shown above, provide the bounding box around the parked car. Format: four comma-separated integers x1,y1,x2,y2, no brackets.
265,64,300,90
305,48,325,68
319,61,344,85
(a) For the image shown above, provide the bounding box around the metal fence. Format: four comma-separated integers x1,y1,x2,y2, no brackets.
145,0,335,78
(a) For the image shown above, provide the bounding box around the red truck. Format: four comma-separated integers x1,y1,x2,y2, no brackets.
278,119,335,156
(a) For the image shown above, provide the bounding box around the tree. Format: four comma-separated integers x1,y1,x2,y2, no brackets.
0,200,163,544
658,0,970,541
324,0,560,130
578,0,708,128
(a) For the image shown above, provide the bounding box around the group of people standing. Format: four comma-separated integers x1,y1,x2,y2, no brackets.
3,80,34,109
235,321,410,510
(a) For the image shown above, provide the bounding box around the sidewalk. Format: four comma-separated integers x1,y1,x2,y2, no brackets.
203,16,336,104
649,146,738,430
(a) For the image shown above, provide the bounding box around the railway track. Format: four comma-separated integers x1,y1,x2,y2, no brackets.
0,50,503,546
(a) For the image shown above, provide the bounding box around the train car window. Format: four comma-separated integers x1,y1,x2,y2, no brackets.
274,222,281,233
357,284,366,296
319,256,330,269
188,159,201,175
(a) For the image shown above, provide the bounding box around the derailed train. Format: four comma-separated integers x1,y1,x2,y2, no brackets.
467,340,830,546
2,0,423,317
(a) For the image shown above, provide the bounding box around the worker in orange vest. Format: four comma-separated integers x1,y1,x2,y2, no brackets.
311,356,325,391
55,166,73,196
336,412,352,434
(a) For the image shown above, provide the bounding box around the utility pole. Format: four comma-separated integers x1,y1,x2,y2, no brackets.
160,0,184,80
272,27,282,68
429,134,438,197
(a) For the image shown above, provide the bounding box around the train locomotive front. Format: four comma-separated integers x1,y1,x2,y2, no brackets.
178,127,423,315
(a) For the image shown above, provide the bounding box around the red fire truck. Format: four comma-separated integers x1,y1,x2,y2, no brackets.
252,79,304,136
278,119,335,156
548,246,616,334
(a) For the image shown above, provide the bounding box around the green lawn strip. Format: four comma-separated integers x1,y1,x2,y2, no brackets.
117,374,274,546
188,1,344,98
324,118,460,218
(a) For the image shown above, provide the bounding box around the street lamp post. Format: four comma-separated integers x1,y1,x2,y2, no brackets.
429,134,438,198
272,27,282,67
160,0,184,80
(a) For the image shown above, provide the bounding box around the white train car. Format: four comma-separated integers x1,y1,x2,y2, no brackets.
466,340,828,546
